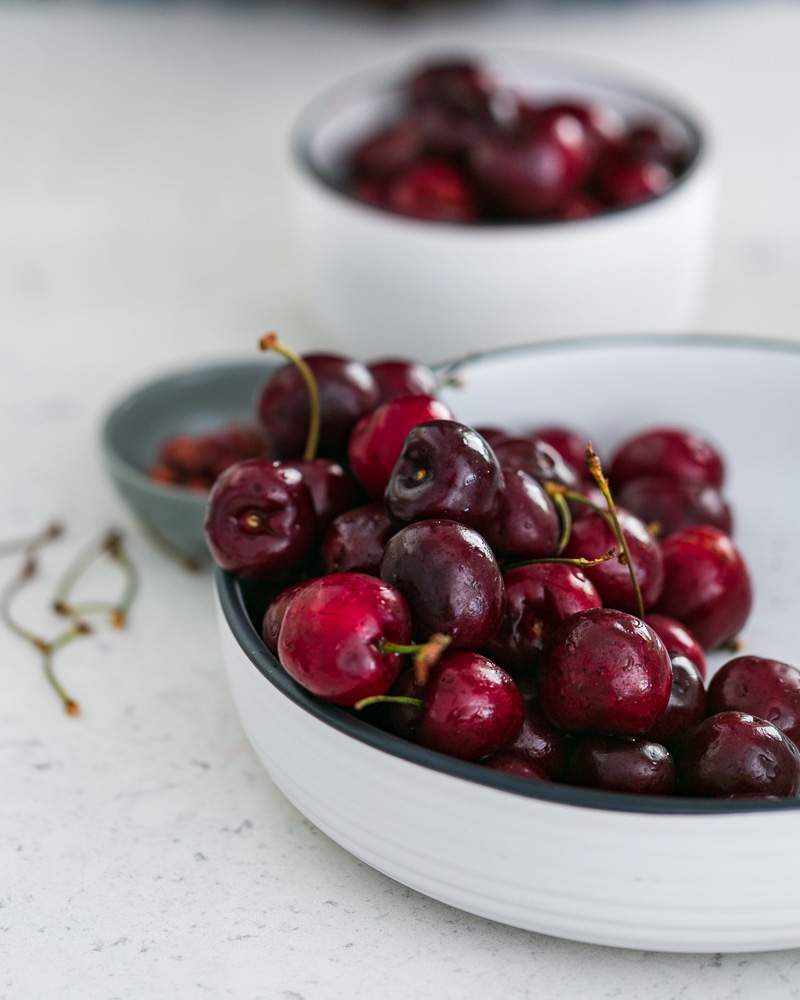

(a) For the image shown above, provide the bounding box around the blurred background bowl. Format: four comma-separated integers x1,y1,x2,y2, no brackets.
291,50,716,362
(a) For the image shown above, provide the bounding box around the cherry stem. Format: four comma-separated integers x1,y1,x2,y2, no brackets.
0,521,63,559
380,633,451,686
53,529,138,628
354,694,424,712
543,482,609,521
585,442,645,620
259,332,320,462
551,491,572,554
505,549,617,572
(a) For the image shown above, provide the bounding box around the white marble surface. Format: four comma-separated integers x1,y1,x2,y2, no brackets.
2,2,800,997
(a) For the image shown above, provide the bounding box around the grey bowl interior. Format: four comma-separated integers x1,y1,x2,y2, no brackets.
101,360,274,564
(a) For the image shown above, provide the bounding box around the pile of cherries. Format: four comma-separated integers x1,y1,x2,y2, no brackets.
345,58,690,223
149,423,266,492
205,335,800,800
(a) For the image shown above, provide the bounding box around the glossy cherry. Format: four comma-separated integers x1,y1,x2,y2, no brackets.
485,562,601,673
348,394,454,499
626,120,688,169
410,60,495,116
321,503,396,575
474,426,512,448
505,700,568,778
379,518,504,647
493,437,579,490
528,425,591,483
262,579,315,653
412,651,524,761
385,159,478,223
617,475,732,537
204,459,315,580
597,154,673,207
368,357,438,403
483,752,547,780
647,655,707,745
676,711,800,798
538,608,672,735
538,101,623,160
645,613,707,678
257,352,378,459
278,573,412,705
610,427,725,489
657,526,752,649
568,736,675,795
280,458,357,533
480,467,560,559
564,507,664,612
385,420,503,528
708,656,800,745
350,118,423,178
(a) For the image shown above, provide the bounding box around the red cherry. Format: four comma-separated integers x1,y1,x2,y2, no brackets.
708,656,800,745
481,467,560,559
262,579,316,653
321,503,396,576
348,394,454,499
483,752,547,780
645,613,707,678
597,154,673,207
556,192,601,220
350,118,423,178
610,427,725,489
279,458,357,533
647,655,707,745
505,700,568,778
385,159,478,223
568,736,676,795
527,425,591,483
538,608,672,735
656,526,753,649
626,120,688,169
278,573,411,705
493,437,579,490
617,476,733,537
368,357,438,403
410,60,495,116
474,426,512,449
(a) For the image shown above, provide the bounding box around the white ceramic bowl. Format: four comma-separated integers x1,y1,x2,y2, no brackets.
215,335,800,953
290,53,717,362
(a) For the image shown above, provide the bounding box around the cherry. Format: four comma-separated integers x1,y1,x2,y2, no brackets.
280,458,357,533
527,425,591,483
564,507,664,612
410,60,495,117
416,102,494,157
657,526,753,649
205,459,316,580
538,101,623,161
353,177,385,207
368,357,438,403
676,711,800,798
556,192,601,221
348,394,454,499
385,420,503,528
470,111,591,217
385,159,478,223
486,563,601,673
410,651,524,761
626,120,687,169
647,655,707,745
321,502,396,575
645,613,707,678
277,573,412,705
257,346,378,459
597,154,673,207
617,476,733,537
483,752,547,780
379,518,504,647
493,437,579,490
610,427,725,489
474,425,512,448
538,608,672,735
262,579,315,653
707,656,800,745
506,700,568,778
350,118,423,178
567,736,675,795
480,467,559,558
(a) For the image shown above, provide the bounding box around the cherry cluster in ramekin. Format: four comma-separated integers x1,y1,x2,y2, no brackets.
205,336,800,800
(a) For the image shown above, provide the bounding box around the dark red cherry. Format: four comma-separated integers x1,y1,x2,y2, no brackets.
321,502,396,575
556,192,601,220
353,177,386,207
385,420,503,528
278,573,411,705
564,507,664,612
480,467,559,559
708,656,800,745
385,159,478,223
493,437,578,490
368,357,438,403
348,394,454,499
351,118,423,178
645,613,707,678
204,459,315,580
414,651,524,760
527,425,590,483
617,475,733,537
539,101,623,160
676,711,800,798
539,608,672,735
610,427,725,489
257,353,378,459
597,154,673,207
483,752,547,780
386,669,424,740
380,519,503,647
657,526,752,649
280,458,357,533
567,736,675,795
470,112,591,216
262,579,316,653
506,700,568,778
474,426,512,448
626,120,688,169
410,60,495,116
486,563,601,673
416,102,494,156
647,655,707,745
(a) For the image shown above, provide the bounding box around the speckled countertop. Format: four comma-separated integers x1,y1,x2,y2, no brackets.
3,2,800,997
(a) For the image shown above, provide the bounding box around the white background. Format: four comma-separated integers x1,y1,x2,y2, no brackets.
2,2,800,997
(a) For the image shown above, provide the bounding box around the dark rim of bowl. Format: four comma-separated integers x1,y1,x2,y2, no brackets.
291,49,707,231
216,332,800,817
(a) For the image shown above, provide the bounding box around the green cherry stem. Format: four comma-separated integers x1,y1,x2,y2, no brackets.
551,490,572,554
259,332,320,462
379,633,451,686
354,694,424,712
505,549,618,573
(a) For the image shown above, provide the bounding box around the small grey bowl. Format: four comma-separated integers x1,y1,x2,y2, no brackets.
101,360,275,566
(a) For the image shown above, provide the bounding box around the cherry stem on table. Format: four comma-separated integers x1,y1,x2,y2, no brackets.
0,521,64,559
354,694,425,712
259,331,320,462
53,529,138,628
380,633,451,686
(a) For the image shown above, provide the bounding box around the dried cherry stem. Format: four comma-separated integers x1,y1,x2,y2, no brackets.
551,491,572,554
53,529,139,628
379,633,451,686
0,521,63,559
354,694,424,712
43,626,90,717
105,532,139,628
1,556,47,648
505,549,617,573
585,442,645,620
259,332,320,461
